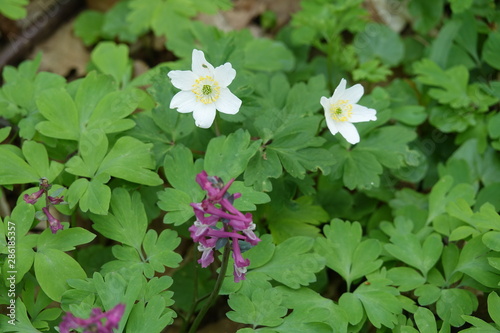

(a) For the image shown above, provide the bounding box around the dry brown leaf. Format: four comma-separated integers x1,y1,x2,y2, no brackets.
30,19,89,77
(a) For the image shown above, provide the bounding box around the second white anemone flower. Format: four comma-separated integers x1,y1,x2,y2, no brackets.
320,79,377,145
168,49,242,128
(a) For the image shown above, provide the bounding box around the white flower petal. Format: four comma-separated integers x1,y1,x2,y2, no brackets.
193,103,217,128
214,63,236,87
331,78,347,101
167,70,197,90
336,121,360,144
341,84,364,104
350,105,377,123
170,91,197,113
320,96,331,110
215,89,241,115
191,49,214,77
324,115,339,135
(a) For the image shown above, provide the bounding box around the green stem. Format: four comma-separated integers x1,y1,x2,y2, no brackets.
187,242,231,333
214,116,221,137
181,247,200,333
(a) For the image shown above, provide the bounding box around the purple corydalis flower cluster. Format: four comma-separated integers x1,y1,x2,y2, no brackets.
23,178,64,233
59,303,125,333
190,171,260,283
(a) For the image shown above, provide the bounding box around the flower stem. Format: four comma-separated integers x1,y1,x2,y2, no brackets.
187,242,231,333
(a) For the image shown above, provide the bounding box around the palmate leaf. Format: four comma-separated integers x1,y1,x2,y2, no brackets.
0,142,60,185
342,271,402,329
127,297,176,333
90,188,148,250
329,145,382,190
204,128,261,181
244,75,331,191
91,42,132,86
36,72,141,141
142,229,182,277
315,219,383,290
273,287,349,333
414,58,470,108
266,196,329,242
252,236,325,289
227,287,287,327
66,132,162,214
0,299,39,332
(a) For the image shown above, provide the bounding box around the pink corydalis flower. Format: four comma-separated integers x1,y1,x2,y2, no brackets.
42,207,63,234
59,303,125,333
191,171,260,282
23,189,44,204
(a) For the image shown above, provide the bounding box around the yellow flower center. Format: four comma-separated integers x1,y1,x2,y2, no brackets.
330,100,353,122
192,76,220,104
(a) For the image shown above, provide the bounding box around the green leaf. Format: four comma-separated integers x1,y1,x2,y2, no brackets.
157,188,194,225
34,249,87,301
450,0,473,13
414,307,437,333
408,0,444,34
37,227,95,252
385,233,443,277
0,299,39,332
102,1,138,43
86,88,141,133
66,130,108,178
488,292,500,326
0,126,11,142
339,292,364,325
315,219,383,290
267,195,329,242
142,229,182,278
68,176,111,215
427,175,476,223
127,296,175,333
163,144,203,199
414,59,470,109
0,0,28,20
254,236,325,289
91,188,148,250
91,42,131,85
74,71,116,123
22,141,63,181
354,23,404,66
332,146,383,190
352,272,402,329
387,267,426,292
483,32,500,70
357,126,417,169
482,231,500,251
244,39,295,72
204,129,261,181
227,287,287,327
414,284,441,305
275,287,348,333
0,146,39,185
353,59,392,83
98,136,163,186
92,271,142,332
455,236,500,288
436,288,477,327
36,88,80,140
230,181,270,211
244,148,282,192
429,20,461,69
73,10,105,45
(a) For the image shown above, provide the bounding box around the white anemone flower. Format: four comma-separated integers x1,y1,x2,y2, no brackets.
168,49,242,128
320,79,377,144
